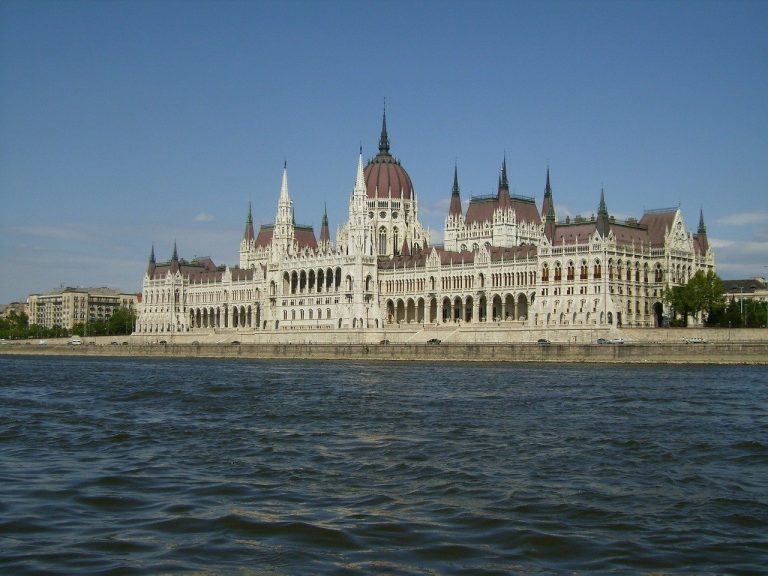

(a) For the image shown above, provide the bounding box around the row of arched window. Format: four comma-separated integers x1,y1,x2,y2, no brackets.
541,259,666,284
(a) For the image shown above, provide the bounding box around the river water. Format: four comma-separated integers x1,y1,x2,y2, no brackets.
1,356,766,575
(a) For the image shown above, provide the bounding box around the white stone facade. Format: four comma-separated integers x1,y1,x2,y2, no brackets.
136,117,715,336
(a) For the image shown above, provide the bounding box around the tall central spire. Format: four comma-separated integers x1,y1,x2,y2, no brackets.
498,155,510,207
449,163,463,218
378,104,390,155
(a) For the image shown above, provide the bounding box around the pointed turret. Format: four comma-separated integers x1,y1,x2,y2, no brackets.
243,202,255,242
170,241,180,273
378,105,390,156
346,148,371,255
319,203,330,245
147,245,156,276
400,238,411,257
354,146,366,195
273,162,295,258
498,156,510,207
697,208,709,253
542,167,556,241
541,166,553,218
596,188,610,237
449,163,463,218
279,161,290,205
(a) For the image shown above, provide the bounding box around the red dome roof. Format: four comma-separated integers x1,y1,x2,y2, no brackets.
364,155,413,200
364,110,414,200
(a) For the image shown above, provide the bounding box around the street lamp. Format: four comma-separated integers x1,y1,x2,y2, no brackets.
740,286,744,328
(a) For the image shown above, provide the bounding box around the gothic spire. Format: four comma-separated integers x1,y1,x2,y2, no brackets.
170,241,180,273
279,161,290,204
320,203,330,245
378,105,390,155
354,146,366,195
500,155,509,191
498,156,510,207
598,188,608,215
449,163,463,218
243,202,255,242
147,245,156,276
596,188,610,237
541,168,556,241
697,208,709,253
542,166,556,222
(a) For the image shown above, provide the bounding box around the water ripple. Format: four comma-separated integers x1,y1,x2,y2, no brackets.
1,357,767,574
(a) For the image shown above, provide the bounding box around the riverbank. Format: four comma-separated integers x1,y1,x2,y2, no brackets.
2,340,766,364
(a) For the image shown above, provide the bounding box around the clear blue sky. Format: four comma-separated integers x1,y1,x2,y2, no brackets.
1,0,766,304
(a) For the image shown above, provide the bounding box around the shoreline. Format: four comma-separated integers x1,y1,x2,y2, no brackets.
3,341,767,364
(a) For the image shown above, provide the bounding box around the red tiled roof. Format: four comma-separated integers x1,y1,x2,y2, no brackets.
465,196,542,226
295,226,318,250
255,225,274,248
255,224,317,250
638,210,676,246
488,244,538,261
610,223,649,247
552,223,597,245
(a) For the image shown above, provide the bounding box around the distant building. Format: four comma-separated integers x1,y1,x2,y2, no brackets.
0,302,28,319
136,111,715,335
723,278,768,304
27,288,139,329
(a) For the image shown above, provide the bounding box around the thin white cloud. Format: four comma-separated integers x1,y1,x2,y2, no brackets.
716,211,768,226
194,212,216,222
709,238,735,249
5,225,95,242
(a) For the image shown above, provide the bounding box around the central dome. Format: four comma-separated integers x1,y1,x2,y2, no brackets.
364,112,414,200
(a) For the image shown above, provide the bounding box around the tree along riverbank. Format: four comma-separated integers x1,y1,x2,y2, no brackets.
2,340,766,364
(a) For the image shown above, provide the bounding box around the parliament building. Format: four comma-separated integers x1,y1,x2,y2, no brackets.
135,112,715,339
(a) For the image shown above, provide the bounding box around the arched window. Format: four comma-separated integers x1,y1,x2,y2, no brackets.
378,227,387,255
393,227,399,254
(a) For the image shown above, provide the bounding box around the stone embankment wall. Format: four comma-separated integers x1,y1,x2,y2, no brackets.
3,340,766,364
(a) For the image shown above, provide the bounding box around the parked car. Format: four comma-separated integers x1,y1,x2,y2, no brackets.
426,338,441,345
685,337,705,344
379,339,390,345
596,338,608,344
537,338,551,345
608,338,625,344
69,337,82,346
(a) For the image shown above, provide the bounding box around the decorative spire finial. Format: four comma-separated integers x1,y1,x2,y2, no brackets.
452,162,460,195
501,154,509,190
449,162,463,218
379,102,390,155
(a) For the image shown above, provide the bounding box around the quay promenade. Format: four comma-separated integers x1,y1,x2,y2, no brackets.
2,327,767,364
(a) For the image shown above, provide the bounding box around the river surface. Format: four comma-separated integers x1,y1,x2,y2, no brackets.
1,355,766,575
